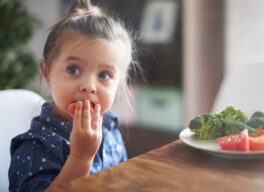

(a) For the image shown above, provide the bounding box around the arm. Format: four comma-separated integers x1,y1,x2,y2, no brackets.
45,100,102,190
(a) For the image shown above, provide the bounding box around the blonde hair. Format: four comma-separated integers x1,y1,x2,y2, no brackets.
43,0,139,110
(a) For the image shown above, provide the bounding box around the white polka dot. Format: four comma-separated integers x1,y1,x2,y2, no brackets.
28,132,32,136
46,118,50,122
110,122,115,128
52,132,56,136
29,172,32,176
33,141,36,145
16,171,20,175
39,166,43,170
51,144,55,148
27,156,30,160
17,155,20,159
41,158,47,163
42,127,46,130
61,122,65,126
116,145,123,152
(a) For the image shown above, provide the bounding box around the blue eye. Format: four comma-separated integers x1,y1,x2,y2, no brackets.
67,64,81,75
98,71,111,80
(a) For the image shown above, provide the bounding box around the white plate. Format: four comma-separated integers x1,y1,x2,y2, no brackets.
179,128,264,159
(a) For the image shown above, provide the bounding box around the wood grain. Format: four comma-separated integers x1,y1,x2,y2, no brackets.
51,140,264,192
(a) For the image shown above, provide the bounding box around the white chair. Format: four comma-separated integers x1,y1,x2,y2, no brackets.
0,89,44,192
212,62,264,116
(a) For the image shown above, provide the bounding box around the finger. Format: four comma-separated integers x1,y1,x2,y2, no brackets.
83,100,91,130
91,104,101,130
97,115,103,135
73,101,82,131
99,115,103,131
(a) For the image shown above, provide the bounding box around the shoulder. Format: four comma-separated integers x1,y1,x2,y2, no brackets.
102,111,119,130
10,121,70,161
103,111,118,120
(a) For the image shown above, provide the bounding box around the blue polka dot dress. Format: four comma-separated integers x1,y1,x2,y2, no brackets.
8,102,127,192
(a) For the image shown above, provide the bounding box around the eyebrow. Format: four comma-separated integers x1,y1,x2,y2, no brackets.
99,63,117,71
64,56,83,63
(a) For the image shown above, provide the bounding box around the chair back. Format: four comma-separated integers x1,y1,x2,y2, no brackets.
0,89,44,191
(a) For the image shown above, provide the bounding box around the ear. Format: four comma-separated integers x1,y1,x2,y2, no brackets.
39,60,49,82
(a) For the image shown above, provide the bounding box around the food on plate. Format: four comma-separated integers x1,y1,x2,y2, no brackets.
188,114,223,140
216,129,264,151
220,105,248,123
257,129,264,136
249,135,264,151
216,129,249,151
189,105,264,140
247,111,264,130
222,121,256,137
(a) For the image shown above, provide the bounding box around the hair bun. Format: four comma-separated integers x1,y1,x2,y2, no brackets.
74,7,102,17
69,0,102,17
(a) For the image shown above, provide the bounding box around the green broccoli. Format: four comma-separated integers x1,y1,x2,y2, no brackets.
222,121,257,136
250,111,264,119
220,105,248,123
189,114,223,140
188,105,262,140
247,113,264,130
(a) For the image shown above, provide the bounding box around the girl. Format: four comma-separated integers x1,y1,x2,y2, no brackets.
8,0,137,191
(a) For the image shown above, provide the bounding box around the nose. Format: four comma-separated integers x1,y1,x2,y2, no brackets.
80,79,97,94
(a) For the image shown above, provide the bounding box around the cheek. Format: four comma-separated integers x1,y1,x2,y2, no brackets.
100,86,118,113
50,87,67,108
49,81,74,111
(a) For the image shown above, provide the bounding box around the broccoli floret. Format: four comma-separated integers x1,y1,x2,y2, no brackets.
250,111,264,119
189,114,223,140
188,105,262,140
220,105,248,123
222,121,257,136
247,117,264,130
246,111,264,131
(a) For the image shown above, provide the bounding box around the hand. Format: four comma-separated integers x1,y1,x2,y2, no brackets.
69,100,103,160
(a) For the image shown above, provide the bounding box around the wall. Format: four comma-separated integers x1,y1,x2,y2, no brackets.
183,0,224,125
23,0,60,59
183,0,264,123
225,0,264,70
211,0,264,114
23,0,61,96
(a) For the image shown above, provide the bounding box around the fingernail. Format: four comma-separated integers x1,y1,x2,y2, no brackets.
96,104,101,110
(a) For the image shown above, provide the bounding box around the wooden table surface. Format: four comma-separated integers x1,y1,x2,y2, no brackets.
53,140,264,192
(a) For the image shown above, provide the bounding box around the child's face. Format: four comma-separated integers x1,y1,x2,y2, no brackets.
43,34,127,117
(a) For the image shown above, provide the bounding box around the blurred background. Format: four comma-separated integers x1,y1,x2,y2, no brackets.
1,0,264,158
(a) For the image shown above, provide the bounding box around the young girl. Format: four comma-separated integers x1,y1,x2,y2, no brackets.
8,0,137,191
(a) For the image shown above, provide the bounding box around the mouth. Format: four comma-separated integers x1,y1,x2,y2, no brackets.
67,100,96,116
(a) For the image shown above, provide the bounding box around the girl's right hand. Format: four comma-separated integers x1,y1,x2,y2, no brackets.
69,100,103,160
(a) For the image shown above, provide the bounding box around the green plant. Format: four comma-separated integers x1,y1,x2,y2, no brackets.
0,0,40,89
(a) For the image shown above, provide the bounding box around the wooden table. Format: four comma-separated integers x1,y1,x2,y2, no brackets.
53,140,264,192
